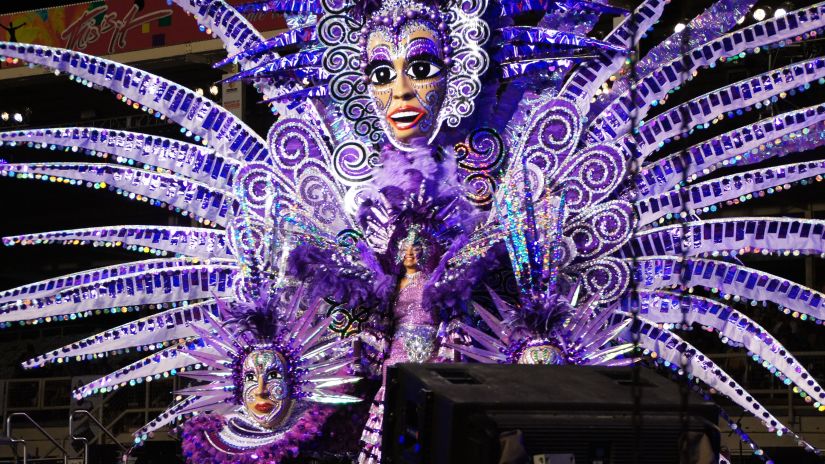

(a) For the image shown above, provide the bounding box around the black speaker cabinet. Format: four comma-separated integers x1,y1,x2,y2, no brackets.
383,364,719,464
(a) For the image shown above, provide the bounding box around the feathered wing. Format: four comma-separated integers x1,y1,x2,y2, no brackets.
0,1,296,438
449,2,825,456
517,0,825,453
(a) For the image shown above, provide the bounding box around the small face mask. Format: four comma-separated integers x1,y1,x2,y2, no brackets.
517,342,564,365
365,20,448,145
241,349,293,428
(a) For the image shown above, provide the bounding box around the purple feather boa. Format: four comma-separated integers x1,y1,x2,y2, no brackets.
286,241,393,310
181,407,333,464
367,141,462,209
425,239,504,322
361,141,482,256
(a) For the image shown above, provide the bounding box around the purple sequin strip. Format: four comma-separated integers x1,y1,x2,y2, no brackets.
3,226,231,260
24,300,221,367
0,258,205,304
587,4,825,143
560,0,667,101
636,160,825,226
633,257,825,321
228,49,326,82
0,265,235,323
631,104,825,198
216,26,317,67
0,163,235,225
623,218,825,259
625,290,825,406
619,57,825,161
0,42,269,162
234,0,322,14
0,127,238,189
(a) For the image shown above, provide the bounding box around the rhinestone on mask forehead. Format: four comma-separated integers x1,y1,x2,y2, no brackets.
246,350,277,370
359,10,450,79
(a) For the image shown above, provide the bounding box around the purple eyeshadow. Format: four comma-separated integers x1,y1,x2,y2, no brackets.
406,38,440,60
369,45,392,61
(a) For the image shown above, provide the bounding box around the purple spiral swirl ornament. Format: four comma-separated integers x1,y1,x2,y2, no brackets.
317,5,384,144
555,144,625,212
463,173,496,205
236,164,278,217
538,102,579,153
517,99,583,192
572,257,630,302
520,98,581,165
335,229,362,248
298,173,341,225
269,119,317,175
565,201,635,262
226,215,272,301
333,141,379,186
325,301,370,338
456,128,504,170
434,0,489,131
455,128,504,206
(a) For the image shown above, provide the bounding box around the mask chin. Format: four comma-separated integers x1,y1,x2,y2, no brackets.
380,115,441,151
247,398,295,429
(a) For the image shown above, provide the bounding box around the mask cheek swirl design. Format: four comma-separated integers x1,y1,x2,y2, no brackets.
365,22,448,144
241,349,293,429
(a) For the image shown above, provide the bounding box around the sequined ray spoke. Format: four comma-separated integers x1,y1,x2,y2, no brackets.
0,41,271,164
1,163,236,226
4,226,232,260
23,300,224,369
0,264,236,324
0,127,241,189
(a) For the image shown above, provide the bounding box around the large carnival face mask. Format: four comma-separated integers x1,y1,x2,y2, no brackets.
365,20,448,145
241,349,293,428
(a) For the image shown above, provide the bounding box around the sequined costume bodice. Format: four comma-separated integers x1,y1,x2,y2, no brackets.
386,272,439,366
394,272,435,327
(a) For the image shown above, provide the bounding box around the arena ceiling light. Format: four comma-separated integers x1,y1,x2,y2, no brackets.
0,112,7,122
674,22,686,33
774,8,787,17
752,8,767,21
209,85,219,96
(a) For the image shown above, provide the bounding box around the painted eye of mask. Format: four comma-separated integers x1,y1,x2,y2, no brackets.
244,372,256,382
369,63,397,85
265,370,281,381
406,60,442,80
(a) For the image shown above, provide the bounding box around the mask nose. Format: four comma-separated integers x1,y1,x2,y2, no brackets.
256,379,270,398
392,74,415,101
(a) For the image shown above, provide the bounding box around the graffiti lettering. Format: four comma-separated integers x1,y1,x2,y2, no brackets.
60,4,172,55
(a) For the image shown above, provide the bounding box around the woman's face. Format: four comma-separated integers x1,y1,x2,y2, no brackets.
241,349,293,428
365,20,448,144
403,243,423,269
